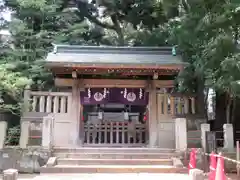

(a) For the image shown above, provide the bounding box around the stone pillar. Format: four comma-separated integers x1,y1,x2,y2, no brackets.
0,121,7,149
71,79,81,146
189,169,204,180
201,123,210,151
175,118,187,151
3,169,18,180
223,124,234,151
42,116,53,149
19,121,30,148
148,80,158,147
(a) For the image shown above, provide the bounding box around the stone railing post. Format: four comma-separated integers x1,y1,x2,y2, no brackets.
42,116,54,149
3,169,18,180
223,124,234,151
19,121,30,148
0,121,7,149
175,118,187,151
201,123,210,151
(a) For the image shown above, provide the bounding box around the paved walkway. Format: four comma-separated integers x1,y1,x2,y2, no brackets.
32,174,190,180
0,174,37,180
0,173,238,180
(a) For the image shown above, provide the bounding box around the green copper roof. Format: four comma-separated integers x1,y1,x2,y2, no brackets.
45,44,186,67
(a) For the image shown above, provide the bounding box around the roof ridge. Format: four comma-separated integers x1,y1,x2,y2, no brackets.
52,44,175,54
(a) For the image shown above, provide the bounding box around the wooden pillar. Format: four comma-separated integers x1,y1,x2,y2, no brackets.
79,99,84,145
71,79,81,146
148,80,158,147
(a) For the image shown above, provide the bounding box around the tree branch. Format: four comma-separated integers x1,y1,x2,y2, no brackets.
75,0,116,30
86,13,116,30
111,15,124,45
182,0,190,13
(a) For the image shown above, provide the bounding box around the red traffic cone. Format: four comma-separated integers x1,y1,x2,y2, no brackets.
215,154,226,180
188,148,196,174
209,152,217,180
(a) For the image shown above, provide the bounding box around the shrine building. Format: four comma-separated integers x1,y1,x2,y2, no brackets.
20,45,195,149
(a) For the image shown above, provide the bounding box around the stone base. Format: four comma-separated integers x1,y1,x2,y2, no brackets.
41,147,187,174
0,147,51,173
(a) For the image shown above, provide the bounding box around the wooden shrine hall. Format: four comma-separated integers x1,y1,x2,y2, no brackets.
21,45,196,148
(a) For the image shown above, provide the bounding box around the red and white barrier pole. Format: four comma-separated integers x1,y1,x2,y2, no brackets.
215,153,226,180
188,148,196,174
209,152,217,180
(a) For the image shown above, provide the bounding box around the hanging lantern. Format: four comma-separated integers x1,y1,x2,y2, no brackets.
88,88,91,98
143,115,147,121
144,106,149,122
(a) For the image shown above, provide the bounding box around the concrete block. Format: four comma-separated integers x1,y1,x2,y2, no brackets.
189,169,204,180
3,169,18,180
172,157,184,168
46,157,57,167
223,124,234,151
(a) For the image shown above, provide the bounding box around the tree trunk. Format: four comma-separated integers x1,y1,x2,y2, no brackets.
196,77,205,119
226,93,231,124
204,88,209,122
231,97,236,124
214,92,226,131
111,15,124,46
116,28,124,46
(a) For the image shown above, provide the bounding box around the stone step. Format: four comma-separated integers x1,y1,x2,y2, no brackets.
40,165,188,174
54,147,175,154
57,158,173,166
54,152,176,159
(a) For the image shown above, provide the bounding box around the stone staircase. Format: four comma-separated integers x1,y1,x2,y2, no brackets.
40,148,187,174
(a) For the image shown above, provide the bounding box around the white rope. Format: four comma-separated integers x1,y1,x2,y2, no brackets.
185,148,240,165
203,152,240,164
210,166,216,171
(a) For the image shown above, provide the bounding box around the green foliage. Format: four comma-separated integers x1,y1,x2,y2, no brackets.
167,0,240,119
0,0,238,121
5,125,20,146
0,0,174,114
169,0,240,93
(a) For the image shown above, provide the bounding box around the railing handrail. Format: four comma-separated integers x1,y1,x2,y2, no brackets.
30,91,71,96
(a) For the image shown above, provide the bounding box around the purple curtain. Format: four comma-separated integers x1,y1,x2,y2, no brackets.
80,88,149,105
